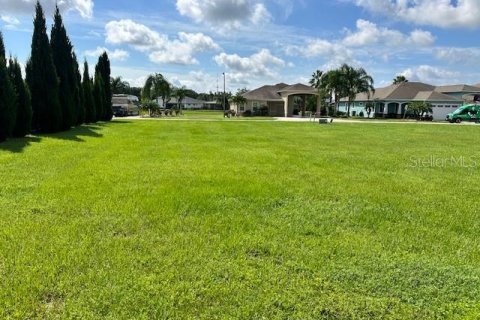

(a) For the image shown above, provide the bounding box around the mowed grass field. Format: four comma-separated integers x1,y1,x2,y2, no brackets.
1,118,480,319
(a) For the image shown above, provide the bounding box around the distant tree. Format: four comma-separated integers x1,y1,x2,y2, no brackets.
8,57,32,137
0,33,16,142
26,1,62,133
322,69,343,113
340,64,375,117
230,91,247,112
95,52,112,121
393,75,408,85
50,5,76,130
82,60,96,123
365,101,374,118
129,87,142,99
110,76,130,94
93,73,106,121
142,73,171,108
72,53,84,125
174,86,188,112
309,69,329,115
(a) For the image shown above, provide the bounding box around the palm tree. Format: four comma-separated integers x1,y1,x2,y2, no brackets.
393,75,408,85
142,73,171,108
340,64,375,117
174,86,188,113
230,93,247,113
322,69,343,114
309,70,324,115
110,76,130,94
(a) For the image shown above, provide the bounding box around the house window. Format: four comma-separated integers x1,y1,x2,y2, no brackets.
240,106,245,111
444,105,450,108
437,105,443,108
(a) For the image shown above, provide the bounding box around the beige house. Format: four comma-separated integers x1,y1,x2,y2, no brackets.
232,83,318,117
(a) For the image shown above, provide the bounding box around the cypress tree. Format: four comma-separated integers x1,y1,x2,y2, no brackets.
95,52,112,121
72,53,84,125
51,5,75,130
8,57,32,137
93,73,105,122
0,32,16,142
82,60,96,123
26,1,62,133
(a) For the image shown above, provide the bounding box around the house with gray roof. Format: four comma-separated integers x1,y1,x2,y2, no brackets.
338,82,480,120
234,83,318,117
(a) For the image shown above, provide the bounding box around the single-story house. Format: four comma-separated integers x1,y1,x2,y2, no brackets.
338,82,480,120
156,96,208,109
232,83,319,117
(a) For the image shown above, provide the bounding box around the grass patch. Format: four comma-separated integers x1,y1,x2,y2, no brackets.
1,119,480,319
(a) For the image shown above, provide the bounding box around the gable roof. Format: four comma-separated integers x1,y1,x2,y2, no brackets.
242,83,288,101
413,91,463,102
277,83,315,93
349,82,434,101
435,84,480,93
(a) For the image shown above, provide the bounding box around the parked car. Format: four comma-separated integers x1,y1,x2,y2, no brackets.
446,104,480,123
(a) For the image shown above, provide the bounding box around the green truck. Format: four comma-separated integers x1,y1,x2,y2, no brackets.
446,104,480,123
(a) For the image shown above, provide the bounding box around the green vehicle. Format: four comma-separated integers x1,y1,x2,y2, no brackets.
446,104,480,123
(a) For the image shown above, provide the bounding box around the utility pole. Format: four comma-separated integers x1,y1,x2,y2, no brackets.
222,72,226,112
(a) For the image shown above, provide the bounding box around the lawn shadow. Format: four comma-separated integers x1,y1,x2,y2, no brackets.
0,120,131,153
41,124,104,142
0,136,42,153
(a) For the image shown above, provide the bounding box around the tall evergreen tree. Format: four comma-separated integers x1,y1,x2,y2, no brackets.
0,32,16,142
95,52,112,121
50,5,76,130
72,53,84,125
26,1,62,133
82,60,96,123
93,73,105,122
8,57,32,137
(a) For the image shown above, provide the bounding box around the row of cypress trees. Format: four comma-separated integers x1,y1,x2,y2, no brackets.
0,1,112,143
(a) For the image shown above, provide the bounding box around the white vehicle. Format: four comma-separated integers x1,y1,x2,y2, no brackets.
112,94,140,117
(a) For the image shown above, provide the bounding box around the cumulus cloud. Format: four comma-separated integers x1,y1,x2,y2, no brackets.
436,47,480,65
176,0,271,30
105,19,220,65
343,19,435,47
0,0,93,18
214,49,285,78
352,0,480,28
401,65,461,84
84,47,130,61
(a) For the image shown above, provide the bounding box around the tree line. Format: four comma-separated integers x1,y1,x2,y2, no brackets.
0,1,112,143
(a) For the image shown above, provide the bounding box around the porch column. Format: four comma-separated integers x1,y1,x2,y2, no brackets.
282,95,289,117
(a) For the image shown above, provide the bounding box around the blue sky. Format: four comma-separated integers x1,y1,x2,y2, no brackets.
1,0,480,93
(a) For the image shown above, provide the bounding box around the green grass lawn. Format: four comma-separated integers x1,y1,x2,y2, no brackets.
1,119,480,319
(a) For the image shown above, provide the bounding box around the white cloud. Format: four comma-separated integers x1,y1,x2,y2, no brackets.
0,0,93,18
436,47,480,65
1,15,19,25
214,49,285,78
401,65,461,84
105,19,167,52
343,19,435,47
176,0,271,30
105,19,220,65
352,0,480,28
84,47,130,61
